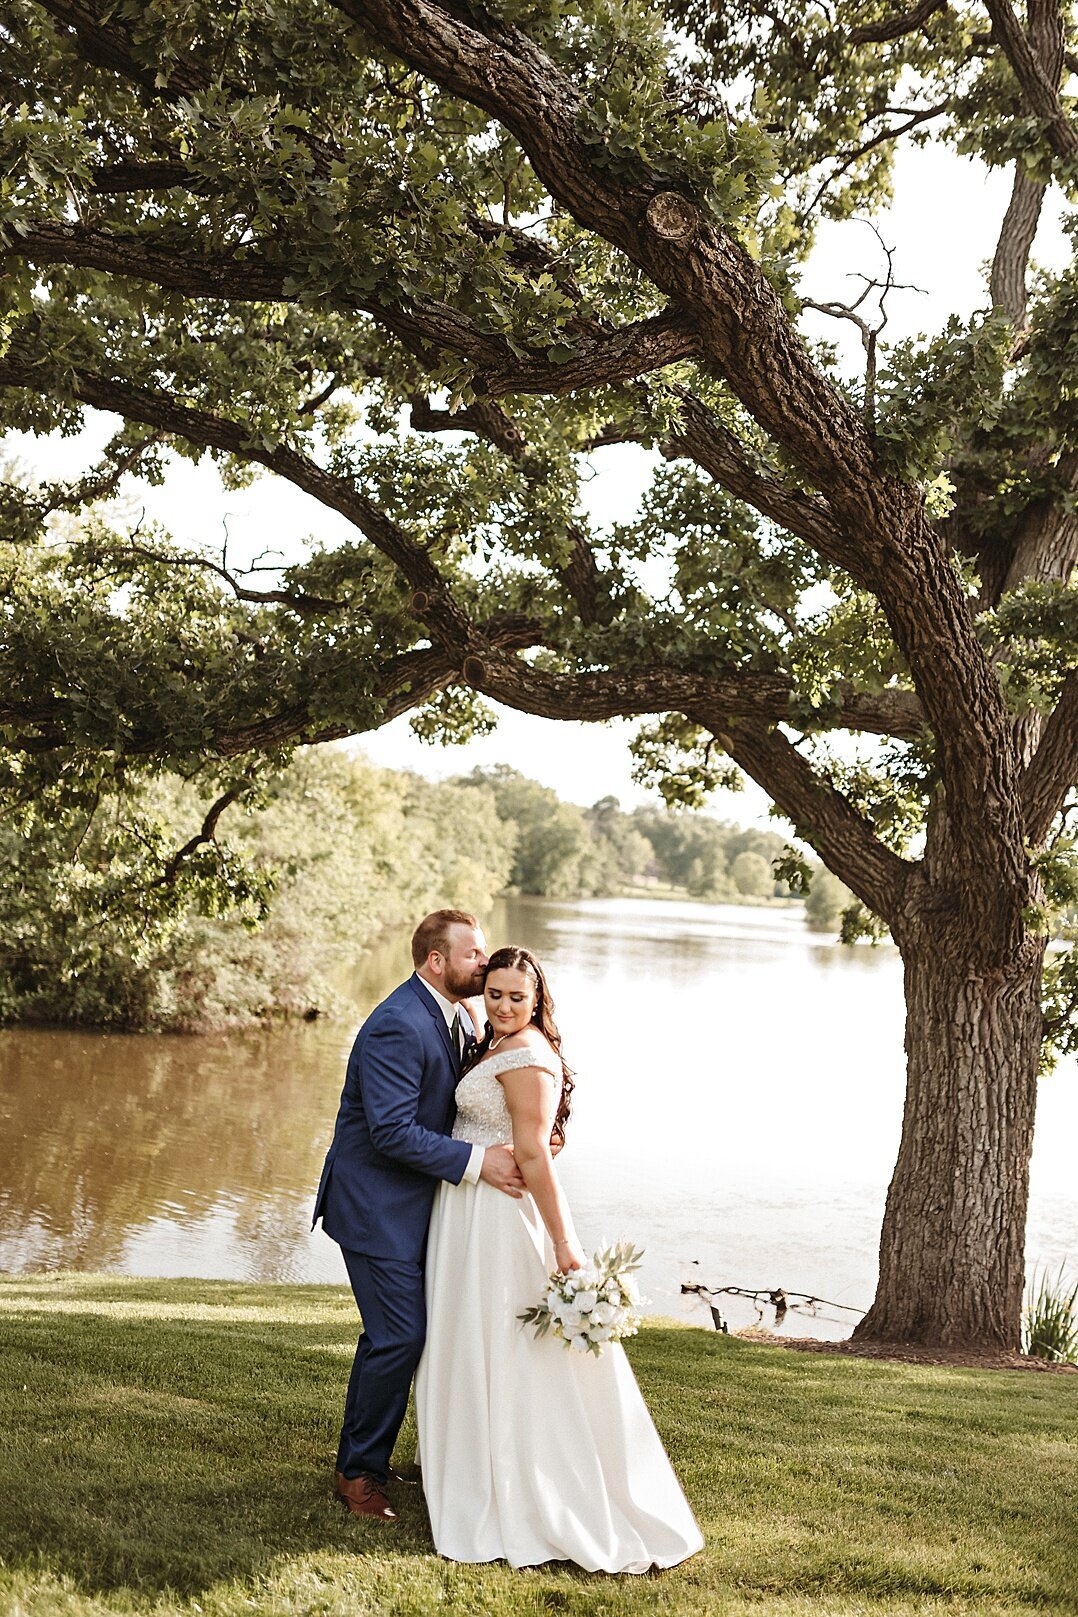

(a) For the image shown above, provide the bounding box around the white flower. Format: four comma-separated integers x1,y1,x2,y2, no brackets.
521,1238,646,1359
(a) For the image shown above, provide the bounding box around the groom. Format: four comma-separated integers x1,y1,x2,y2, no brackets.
313,908,524,1522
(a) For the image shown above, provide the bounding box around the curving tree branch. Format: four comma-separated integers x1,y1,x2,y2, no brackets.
663,389,848,562
982,0,1078,159
1022,670,1078,845
10,221,698,397
848,1,949,44
92,540,346,617
157,782,249,887
690,705,913,922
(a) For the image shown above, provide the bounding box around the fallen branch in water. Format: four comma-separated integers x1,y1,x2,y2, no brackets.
682,1281,868,1334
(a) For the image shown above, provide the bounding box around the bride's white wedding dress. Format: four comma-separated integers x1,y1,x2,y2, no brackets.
414,1047,704,1573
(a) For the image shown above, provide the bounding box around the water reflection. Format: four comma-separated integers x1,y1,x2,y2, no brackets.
0,1020,353,1281
1,895,1075,1339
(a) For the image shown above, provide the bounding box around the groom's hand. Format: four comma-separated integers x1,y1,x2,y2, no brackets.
479,1144,526,1198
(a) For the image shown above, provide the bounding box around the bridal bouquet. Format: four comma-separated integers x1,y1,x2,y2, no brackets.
519,1239,646,1357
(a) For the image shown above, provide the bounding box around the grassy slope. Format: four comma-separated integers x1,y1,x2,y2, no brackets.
0,1274,1074,1617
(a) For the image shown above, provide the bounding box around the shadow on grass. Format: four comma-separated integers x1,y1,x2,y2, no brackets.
2,1280,1076,1611
1,1295,415,1596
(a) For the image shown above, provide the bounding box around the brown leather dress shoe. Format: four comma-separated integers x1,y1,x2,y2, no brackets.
334,1470,398,1521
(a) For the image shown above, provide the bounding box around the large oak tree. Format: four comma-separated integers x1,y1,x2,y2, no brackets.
1,0,1076,1347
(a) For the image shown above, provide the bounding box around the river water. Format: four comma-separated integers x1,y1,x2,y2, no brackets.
1,895,1074,1339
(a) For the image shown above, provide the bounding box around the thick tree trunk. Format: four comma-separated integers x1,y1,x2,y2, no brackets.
855,833,1046,1350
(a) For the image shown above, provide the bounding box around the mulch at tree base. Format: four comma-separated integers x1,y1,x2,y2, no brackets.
734,1328,1078,1374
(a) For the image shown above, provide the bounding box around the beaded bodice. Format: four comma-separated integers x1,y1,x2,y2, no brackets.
453,1047,562,1148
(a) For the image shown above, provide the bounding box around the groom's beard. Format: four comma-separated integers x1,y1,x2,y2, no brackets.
444,962,485,999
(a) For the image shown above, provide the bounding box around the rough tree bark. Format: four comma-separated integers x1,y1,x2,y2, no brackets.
855,812,1047,1347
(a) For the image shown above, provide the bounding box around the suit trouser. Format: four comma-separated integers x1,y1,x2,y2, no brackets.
337,1247,426,1483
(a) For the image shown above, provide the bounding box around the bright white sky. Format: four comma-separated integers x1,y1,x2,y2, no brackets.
4,140,1071,826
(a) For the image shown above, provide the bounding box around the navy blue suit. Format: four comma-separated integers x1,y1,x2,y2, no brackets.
314,974,475,1482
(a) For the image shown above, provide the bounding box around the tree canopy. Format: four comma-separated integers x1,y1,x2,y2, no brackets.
2,0,1076,1346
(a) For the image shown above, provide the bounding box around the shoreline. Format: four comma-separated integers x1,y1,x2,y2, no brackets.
733,1325,1078,1374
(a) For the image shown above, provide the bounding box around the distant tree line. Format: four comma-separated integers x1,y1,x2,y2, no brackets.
0,753,844,1033
454,764,811,907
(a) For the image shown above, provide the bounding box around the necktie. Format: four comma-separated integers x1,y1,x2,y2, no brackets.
451,1011,463,1059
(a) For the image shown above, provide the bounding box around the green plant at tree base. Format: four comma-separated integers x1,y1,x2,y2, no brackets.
1023,1264,1078,1364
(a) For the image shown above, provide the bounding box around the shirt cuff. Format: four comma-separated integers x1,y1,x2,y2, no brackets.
461,1143,484,1185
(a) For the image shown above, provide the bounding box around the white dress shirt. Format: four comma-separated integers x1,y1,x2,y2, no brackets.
415,975,483,1185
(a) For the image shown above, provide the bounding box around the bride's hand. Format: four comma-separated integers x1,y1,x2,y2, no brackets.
554,1237,584,1273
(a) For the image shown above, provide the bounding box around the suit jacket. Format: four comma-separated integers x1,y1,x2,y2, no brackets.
313,974,474,1262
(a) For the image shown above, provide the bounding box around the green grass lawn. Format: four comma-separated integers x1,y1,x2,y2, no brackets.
0,1274,1074,1617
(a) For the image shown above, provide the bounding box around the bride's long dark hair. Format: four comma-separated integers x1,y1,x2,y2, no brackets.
465,945,575,1146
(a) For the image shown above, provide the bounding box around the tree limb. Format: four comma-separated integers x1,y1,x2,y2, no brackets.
989,1,1063,329
989,169,1045,331
36,0,212,97
849,1,949,44
998,449,1078,599
10,221,698,396
0,346,475,648
663,391,851,567
158,782,247,886
1022,671,1078,844
92,160,225,196
95,539,346,617
409,394,527,458
689,706,912,921
983,0,1078,159
454,647,925,744
801,102,949,224
6,431,165,528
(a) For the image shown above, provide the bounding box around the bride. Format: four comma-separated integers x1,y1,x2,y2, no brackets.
415,945,703,1573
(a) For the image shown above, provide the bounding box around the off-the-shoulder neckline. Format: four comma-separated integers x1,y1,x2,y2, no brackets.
490,1032,550,1054
470,1044,559,1075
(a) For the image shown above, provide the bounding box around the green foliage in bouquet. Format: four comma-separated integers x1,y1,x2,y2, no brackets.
520,1239,646,1358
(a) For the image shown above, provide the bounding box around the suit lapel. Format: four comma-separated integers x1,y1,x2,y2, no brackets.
407,973,458,1068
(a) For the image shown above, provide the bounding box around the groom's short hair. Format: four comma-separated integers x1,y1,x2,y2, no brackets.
411,909,480,967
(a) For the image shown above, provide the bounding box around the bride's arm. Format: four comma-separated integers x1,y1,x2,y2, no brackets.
498,1065,583,1272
